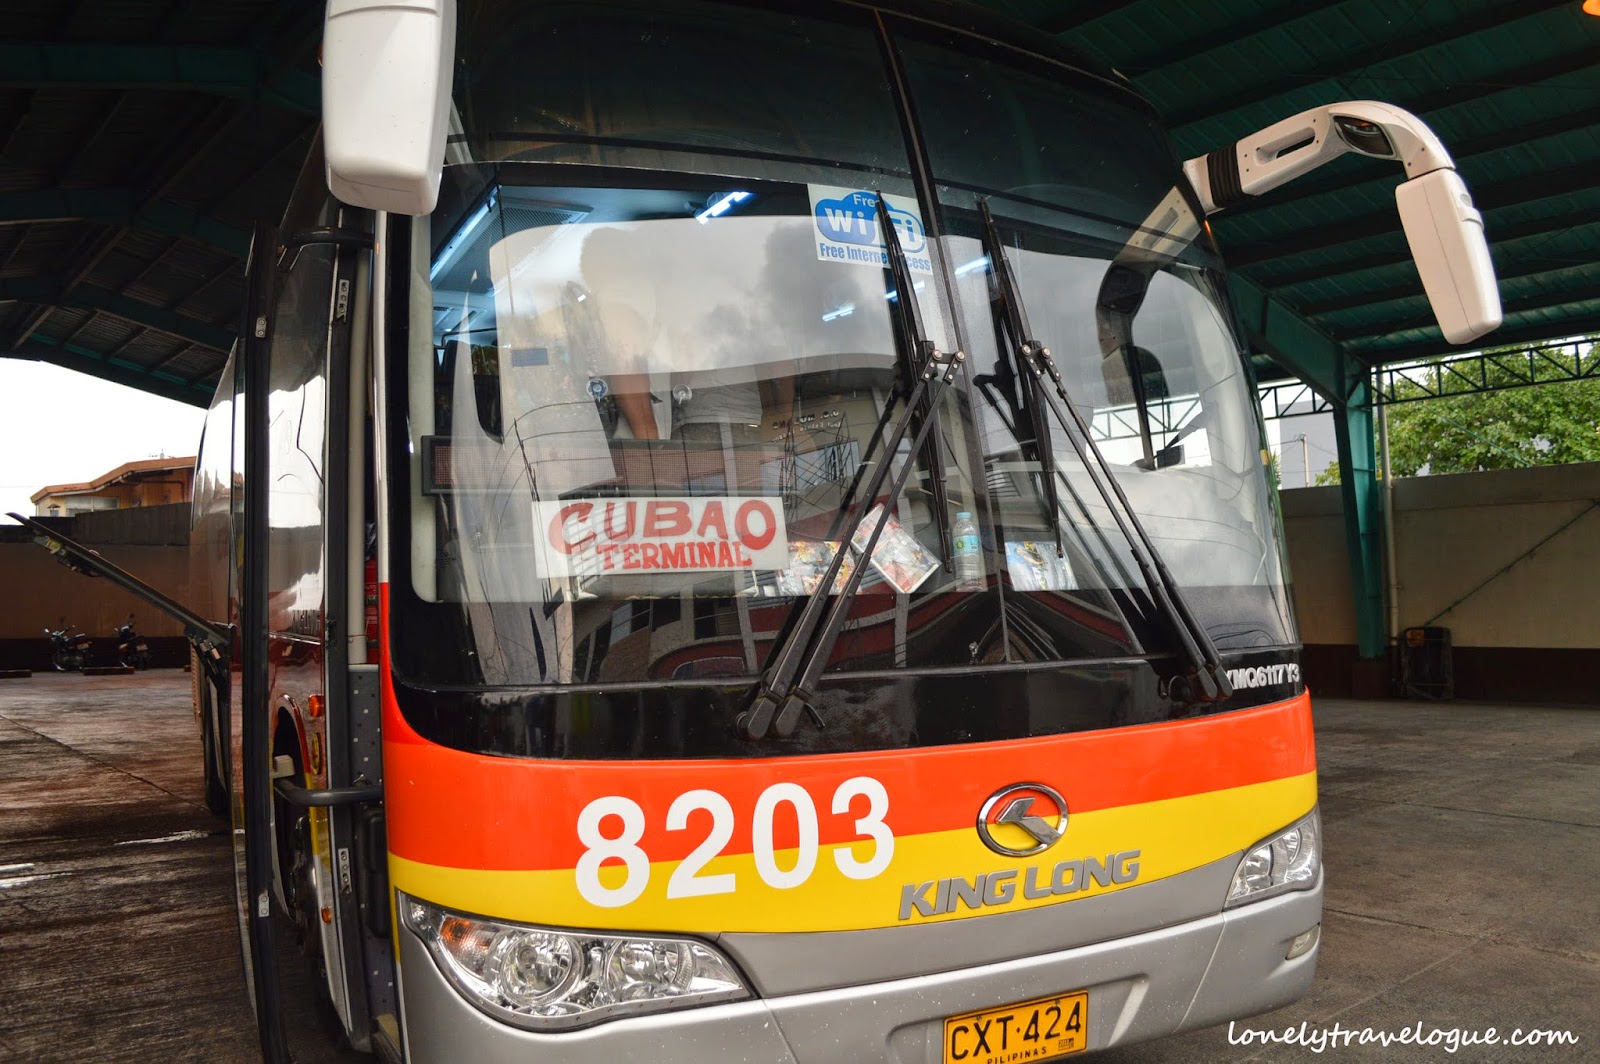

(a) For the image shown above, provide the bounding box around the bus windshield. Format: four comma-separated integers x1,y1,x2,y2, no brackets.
386,0,1294,701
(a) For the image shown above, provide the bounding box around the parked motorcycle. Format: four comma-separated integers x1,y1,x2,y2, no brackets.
115,615,152,670
44,623,93,672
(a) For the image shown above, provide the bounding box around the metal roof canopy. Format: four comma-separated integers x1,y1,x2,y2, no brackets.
3,0,1596,402
2,0,1595,663
1007,0,1600,382
1016,0,1600,664
980,0,1598,664
0,3,320,406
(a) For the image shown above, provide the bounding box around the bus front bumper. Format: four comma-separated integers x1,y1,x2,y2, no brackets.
396,875,1321,1062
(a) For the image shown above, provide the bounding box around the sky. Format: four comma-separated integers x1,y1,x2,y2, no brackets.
0,361,209,519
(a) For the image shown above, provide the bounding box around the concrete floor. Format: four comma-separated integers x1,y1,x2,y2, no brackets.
1,672,1595,1063
1095,696,1600,1063
0,671,258,1063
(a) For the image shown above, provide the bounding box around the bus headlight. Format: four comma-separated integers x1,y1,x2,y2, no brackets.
401,895,751,1030
1225,809,1320,907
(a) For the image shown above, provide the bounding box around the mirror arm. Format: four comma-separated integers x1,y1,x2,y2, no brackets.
1184,100,1453,213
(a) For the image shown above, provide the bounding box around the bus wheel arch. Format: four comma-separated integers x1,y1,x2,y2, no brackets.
268,711,306,924
198,683,228,817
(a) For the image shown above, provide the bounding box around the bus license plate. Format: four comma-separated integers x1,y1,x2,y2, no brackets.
943,991,1088,1064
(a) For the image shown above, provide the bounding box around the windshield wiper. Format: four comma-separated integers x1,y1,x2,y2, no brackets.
739,193,965,741
974,217,1064,560
977,199,1231,704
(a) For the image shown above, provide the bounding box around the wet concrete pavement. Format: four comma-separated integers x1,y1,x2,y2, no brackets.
1096,698,1600,1063
0,671,258,1063
1,672,1595,1062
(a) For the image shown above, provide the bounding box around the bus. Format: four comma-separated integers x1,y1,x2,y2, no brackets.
15,1,1500,1060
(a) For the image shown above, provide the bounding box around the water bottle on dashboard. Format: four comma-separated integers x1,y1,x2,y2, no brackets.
953,511,984,591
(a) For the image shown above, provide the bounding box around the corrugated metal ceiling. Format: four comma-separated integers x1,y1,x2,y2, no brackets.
1000,0,1600,375
0,0,1594,402
0,1,319,405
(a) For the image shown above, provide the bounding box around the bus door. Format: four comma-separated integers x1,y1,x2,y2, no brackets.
238,166,394,1062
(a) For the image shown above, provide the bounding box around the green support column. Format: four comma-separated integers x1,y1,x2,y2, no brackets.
1229,275,1386,662
1332,362,1385,660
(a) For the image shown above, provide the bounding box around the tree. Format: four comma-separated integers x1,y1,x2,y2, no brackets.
1314,338,1600,483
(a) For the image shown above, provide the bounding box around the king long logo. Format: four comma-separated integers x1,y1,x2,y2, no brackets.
977,783,1069,857
896,782,1143,921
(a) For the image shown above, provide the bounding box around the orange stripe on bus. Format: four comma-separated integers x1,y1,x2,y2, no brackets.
389,771,1317,934
378,584,1315,871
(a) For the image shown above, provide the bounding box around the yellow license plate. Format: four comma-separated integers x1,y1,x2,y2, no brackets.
943,991,1088,1064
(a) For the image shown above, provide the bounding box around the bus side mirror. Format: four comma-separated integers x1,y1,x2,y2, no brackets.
1186,101,1503,346
1394,169,1500,345
322,0,456,215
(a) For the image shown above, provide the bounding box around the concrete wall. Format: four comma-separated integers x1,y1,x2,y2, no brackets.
1,505,193,670
7,469,1593,696
1281,461,1600,703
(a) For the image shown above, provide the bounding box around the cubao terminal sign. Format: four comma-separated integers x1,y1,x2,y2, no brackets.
534,497,788,577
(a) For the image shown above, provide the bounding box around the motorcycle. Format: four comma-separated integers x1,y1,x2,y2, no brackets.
44,623,93,672
115,616,152,670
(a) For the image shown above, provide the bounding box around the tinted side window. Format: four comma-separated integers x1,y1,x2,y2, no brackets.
190,350,238,625
265,243,336,639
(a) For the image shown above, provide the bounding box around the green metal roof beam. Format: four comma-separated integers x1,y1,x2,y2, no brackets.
1339,293,1600,343
0,188,134,224
1302,228,1600,308
1172,47,1599,163
1303,257,1600,318
1226,274,1345,401
1259,203,1600,289
1348,317,1600,363
1165,0,1570,133
0,278,234,350
0,277,57,303
0,188,251,258
1222,161,1598,269
1374,341,1598,404
0,44,318,115
68,285,235,351
1119,0,1350,80
1225,103,1600,219
1039,0,1141,35
4,341,211,406
1339,51,1598,139
1228,277,1384,659
137,200,252,258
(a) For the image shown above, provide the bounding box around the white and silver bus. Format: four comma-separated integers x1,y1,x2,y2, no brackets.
17,2,1499,1060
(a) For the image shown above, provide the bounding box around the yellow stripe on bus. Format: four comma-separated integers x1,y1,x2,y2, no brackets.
390,771,1315,934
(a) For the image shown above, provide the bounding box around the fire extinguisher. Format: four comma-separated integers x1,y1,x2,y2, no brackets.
364,558,379,656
